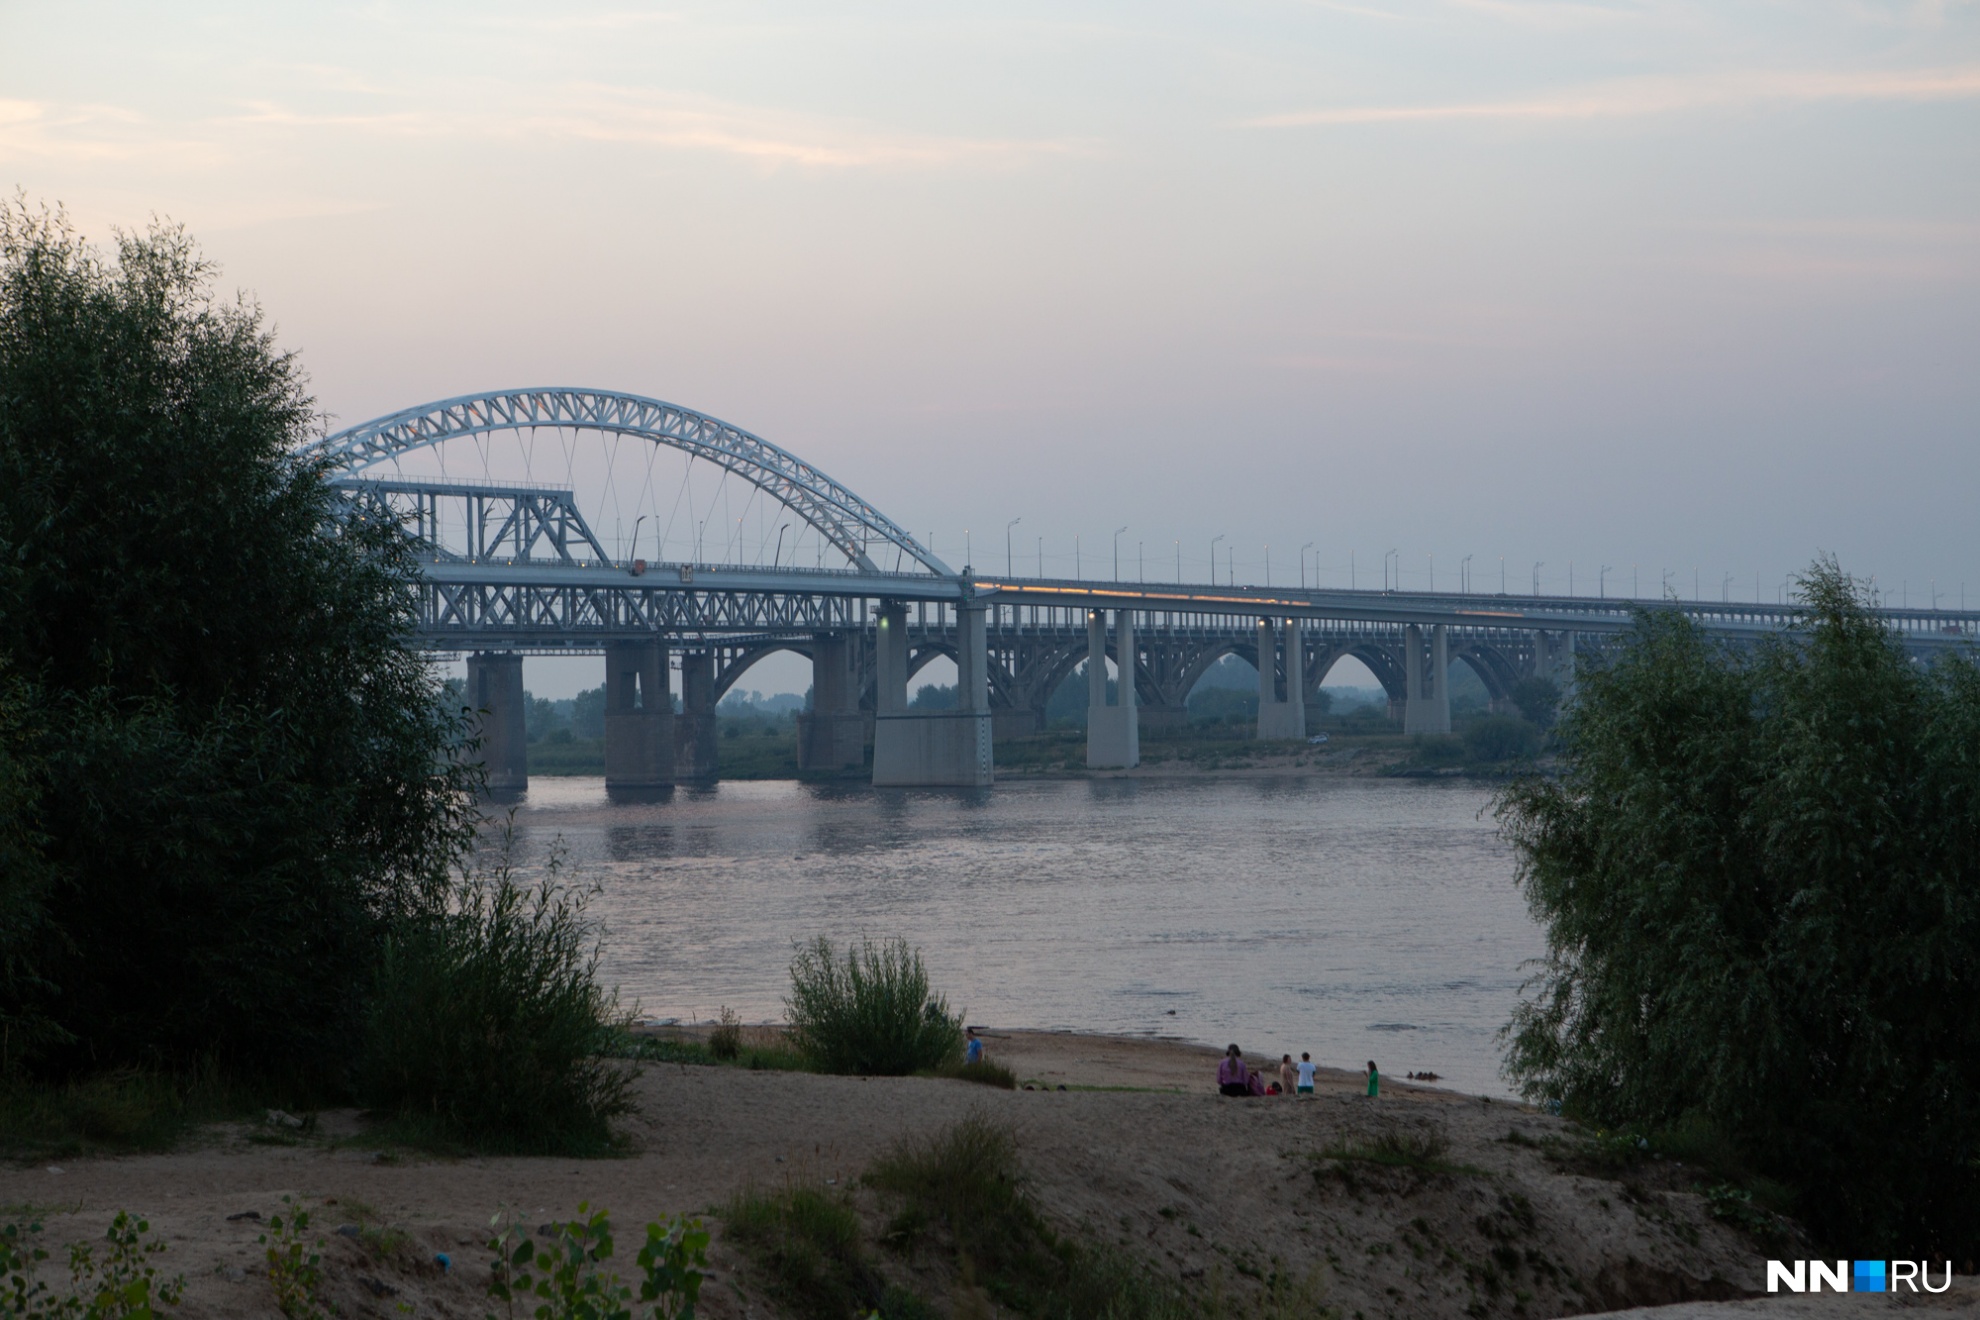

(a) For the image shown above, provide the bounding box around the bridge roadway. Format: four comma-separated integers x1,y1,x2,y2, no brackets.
431,556,1980,795
307,386,1979,794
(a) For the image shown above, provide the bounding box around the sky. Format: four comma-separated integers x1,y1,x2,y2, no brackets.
5,1,1977,697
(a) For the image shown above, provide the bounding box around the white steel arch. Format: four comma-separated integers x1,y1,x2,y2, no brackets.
303,387,952,575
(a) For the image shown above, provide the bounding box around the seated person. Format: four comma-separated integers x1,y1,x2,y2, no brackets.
1217,1044,1252,1097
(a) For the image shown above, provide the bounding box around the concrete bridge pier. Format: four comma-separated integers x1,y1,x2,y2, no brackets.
797,633,867,772
604,638,674,792
1086,609,1139,769
1402,623,1452,735
1535,630,1577,693
873,601,994,787
674,650,720,781
466,651,528,796
1256,618,1306,740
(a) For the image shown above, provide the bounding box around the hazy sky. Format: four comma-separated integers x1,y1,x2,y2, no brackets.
6,2,1977,661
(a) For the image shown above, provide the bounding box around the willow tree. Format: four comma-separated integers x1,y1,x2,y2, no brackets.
1498,560,1980,1256
0,201,474,1081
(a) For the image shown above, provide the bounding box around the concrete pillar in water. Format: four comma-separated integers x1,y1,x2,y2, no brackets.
1256,617,1307,740
797,632,866,771
1087,609,1139,769
674,650,719,781
603,638,673,793
874,600,994,786
1402,623,1452,734
466,651,527,795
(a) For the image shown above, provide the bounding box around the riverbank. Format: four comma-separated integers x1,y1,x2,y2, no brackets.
7,1030,1951,1320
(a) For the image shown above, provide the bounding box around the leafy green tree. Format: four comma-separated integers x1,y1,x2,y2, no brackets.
0,201,474,1080
1508,675,1561,730
1497,560,1980,1256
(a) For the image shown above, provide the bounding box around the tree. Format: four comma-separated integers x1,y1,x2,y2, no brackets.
1496,561,1980,1257
0,201,474,1080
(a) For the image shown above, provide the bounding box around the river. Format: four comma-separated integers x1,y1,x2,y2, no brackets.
502,774,1542,1098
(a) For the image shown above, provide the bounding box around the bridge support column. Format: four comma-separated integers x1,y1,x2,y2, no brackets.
674,650,719,782
604,638,673,793
1086,609,1139,769
797,633,867,772
1534,630,1577,694
1256,618,1306,740
466,651,528,796
1402,624,1451,734
874,601,994,787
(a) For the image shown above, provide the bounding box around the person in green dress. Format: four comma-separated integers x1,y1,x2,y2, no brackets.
1365,1060,1380,1097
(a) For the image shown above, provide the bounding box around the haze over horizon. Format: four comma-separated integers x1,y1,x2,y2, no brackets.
6,2,1976,686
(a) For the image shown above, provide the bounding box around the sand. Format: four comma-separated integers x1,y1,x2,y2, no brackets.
2,1031,1972,1319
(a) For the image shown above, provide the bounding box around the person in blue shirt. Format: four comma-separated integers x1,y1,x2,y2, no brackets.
964,1026,984,1065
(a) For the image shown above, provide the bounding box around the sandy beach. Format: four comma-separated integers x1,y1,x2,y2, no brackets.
2,1030,1971,1319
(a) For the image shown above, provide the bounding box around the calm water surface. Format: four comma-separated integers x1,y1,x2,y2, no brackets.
504,775,1541,1098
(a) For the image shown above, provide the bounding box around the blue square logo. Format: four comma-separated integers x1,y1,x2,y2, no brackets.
1853,1260,1886,1293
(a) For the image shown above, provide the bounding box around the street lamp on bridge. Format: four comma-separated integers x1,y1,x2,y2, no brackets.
1006,517,1021,577
630,514,647,569
1461,554,1472,593
1385,548,1398,592
1210,534,1225,586
1532,562,1544,595
1300,542,1313,589
1114,526,1128,581
1599,565,1611,599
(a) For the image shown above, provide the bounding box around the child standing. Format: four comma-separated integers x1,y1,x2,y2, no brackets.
1295,1052,1317,1097
1279,1054,1296,1096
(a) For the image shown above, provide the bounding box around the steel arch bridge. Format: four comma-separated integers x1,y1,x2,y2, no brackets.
302,386,951,576
313,385,1980,792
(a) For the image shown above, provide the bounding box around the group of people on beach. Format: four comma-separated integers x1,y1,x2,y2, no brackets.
1216,1044,1379,1098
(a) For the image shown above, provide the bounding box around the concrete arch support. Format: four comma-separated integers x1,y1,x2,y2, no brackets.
873,600,993,786
604,638,674,791
798,632,867,771
1087,609,1139,769
1402,623,1452,735
1257,618,1306,740
466,651,528,796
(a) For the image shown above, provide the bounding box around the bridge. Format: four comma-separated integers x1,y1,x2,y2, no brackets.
306,387,1980,794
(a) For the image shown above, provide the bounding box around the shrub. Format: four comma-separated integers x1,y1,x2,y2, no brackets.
359,839,635,1154
2,1210,185,1317
1497,559,1980,1257
784,938,962,1076
487,1203,708,1320
708,1007,742,1062
1461,715,1542,763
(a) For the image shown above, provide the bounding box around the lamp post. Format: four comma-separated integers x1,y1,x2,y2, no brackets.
1461,553,1472,593
1114,526,1127,581
1599,565,1610,599
1385,548,1398,592
1265,544,1270,586
773,522,789,567
1300,541,1314,590
1210,534,1225,585
1006,517,1021,577
1532,561,1544,595
630,514,647,568
1427,553,1434,593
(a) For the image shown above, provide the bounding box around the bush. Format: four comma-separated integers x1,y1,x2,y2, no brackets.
784,938,962,1076
1462,715,1542,763
359,840,635,1154
487,1203,709,1320
0,201,473,1082
1496,559,1980,1258
2,1210,185,1317
722,1184,874,1319
709,1007,742,1061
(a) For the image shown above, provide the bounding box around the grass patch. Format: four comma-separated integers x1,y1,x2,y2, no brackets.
605,1029,810,1073
864,1113,1184,1318
0,1066,260,1159
722,1182,883,1319
1315,1127,1485,1178
785,937,962,1076
920,1060,1017,1090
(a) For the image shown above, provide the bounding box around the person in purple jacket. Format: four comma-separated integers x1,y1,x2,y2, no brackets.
1217,1044,1253,1097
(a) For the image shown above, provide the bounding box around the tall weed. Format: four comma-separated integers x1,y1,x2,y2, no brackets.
1,1211,185,1318
784,937,961,1076
359,835,634,1154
